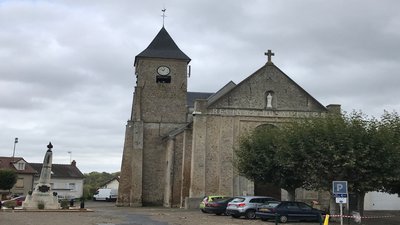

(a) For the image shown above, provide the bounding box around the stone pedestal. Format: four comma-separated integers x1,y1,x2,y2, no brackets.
22,192,60,209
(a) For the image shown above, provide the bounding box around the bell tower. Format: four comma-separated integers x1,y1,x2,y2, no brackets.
133,27,191,123
118,26,191,206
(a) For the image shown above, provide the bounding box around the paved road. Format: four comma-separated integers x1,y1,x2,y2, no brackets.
1,201,399,225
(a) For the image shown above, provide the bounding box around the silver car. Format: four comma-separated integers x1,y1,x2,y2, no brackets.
226,196,278,219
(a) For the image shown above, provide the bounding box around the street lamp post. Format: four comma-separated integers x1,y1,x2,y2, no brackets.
67,151,72,163
12,137,18,161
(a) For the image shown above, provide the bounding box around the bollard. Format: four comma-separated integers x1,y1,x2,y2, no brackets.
275,213,278,225
323,214,330,225
319,213,323,225
80,200,85,209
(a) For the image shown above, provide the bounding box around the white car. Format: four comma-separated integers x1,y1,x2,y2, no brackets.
226,196,278,219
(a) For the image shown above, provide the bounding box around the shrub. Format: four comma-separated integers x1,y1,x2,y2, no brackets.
60,199,69,209
4,200,17,209
38,202,45,209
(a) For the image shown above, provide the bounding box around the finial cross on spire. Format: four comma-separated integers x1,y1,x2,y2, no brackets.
264,50,275,64
161,8,167,27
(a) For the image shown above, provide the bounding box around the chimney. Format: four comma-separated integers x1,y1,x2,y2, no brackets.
71,160,76,167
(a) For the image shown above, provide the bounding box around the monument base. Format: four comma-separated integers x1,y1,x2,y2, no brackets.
23,193,60,210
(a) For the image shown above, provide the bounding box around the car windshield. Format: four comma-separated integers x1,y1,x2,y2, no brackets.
230,197,245,203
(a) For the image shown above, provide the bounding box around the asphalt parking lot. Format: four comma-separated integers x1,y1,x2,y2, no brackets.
1,200,400,225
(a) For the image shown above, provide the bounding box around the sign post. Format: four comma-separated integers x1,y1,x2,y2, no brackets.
333,181,348,225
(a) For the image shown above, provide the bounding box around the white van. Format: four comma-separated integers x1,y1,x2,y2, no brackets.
93,188,118,201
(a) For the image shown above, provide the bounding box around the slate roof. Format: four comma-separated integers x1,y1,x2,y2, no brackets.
0,157,37,174
187,92,214,108
135,27,191,64
30,163,85,179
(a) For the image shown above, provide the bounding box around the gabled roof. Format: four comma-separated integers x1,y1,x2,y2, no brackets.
207,81,236,106
99,176,120,188
207,63,327,111
0,156,37,174
187,92,214,108
135,27,191,65
30,163,85,179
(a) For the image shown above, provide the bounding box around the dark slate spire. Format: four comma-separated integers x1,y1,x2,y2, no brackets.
135,27,191,64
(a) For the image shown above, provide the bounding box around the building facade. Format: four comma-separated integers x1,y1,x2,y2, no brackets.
118,26,338,208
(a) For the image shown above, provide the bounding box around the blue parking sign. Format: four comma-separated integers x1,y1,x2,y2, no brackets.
332,181,348,194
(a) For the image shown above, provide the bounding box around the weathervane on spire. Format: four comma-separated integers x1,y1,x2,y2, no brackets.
161,7,167,27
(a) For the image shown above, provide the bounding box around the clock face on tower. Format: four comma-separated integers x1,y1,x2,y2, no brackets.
157,66,170,76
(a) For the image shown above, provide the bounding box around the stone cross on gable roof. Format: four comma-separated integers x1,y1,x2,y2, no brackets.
264,49,275,65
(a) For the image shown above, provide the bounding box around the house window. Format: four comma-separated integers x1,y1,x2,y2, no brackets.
69,183,76,191
16,162,25,170
15,178,24,188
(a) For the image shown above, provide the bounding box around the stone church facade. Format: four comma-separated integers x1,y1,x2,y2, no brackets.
117,26,340,208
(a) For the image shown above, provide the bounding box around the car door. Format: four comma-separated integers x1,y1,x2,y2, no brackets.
284,202,303,220
249,198,262,209
297,202,319,221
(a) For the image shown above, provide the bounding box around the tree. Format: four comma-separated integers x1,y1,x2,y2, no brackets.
377,111,400,196
0,169,18,192
235,124,305,200
234,111,400,215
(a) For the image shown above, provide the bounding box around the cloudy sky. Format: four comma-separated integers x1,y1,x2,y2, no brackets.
1,0,399,173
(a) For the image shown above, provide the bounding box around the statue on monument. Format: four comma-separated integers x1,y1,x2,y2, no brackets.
23,142,60,209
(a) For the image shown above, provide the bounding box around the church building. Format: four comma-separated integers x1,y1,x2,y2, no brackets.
117,26,340,208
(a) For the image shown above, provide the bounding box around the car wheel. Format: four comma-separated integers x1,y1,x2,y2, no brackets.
201,209,207,213
224,211,231,216
231,214,240,218
245,209,256,219
280,215,288,223
261,217,268,221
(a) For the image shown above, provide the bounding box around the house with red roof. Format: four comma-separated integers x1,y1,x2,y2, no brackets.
0,157,37,199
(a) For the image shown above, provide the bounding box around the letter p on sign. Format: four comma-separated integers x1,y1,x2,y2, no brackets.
333,181,348,195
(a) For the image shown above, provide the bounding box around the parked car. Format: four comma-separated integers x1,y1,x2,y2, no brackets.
204,197,234,215
199,195,225,213
1,196,26,208
255,201,326,223
226,196,277,219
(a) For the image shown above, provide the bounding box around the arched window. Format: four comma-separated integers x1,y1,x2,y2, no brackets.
255,123,277,132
